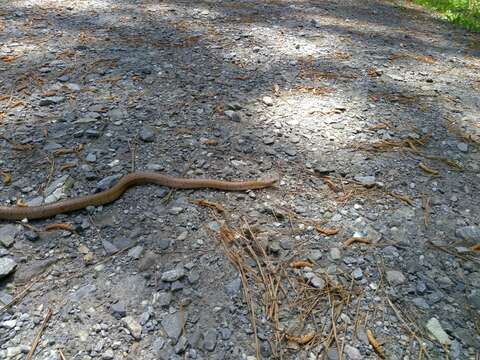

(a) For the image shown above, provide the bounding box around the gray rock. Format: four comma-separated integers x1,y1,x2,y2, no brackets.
344,344,362,360
455,225,480,245
111,301,127,319
0,291,14,305
0,258,17,278
39,96,65,106
262,96,274,106
426,318,451,345
467,293,480,310
152,337,165,353
97,174,122,192
174,336,188,354
138,251,157,271
279,237,293,250
386,270,406,285
330,247,342,260
263,137,275,145
123,316,142,339
127,245,144,259
220,328,232,340
353,175,376,187
161,312,185,342
102,239,119,255
2,319,17,328
71,284,96,302
225,277,241,296
85,153,97,162
412,297,430,310
0,224,18,248
140,125,155,142
457,142,468,152
305,273,325,289
308,249,322,262
101,349,114,360
224,110,241,122
158,239,170,250
154,292,172,307
161,268,185,282
203,329,217,351
351,268,363,280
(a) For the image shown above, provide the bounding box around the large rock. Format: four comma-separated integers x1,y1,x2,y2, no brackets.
386,270,406,285
426,318,451,345
161,312,185,343
0,258,17,278
0,224,19,248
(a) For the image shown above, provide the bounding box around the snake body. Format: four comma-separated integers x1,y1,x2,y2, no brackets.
0,172,276,221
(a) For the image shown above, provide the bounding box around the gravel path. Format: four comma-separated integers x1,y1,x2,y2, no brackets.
0,0,479,359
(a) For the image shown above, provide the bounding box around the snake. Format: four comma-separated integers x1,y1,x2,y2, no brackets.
0,172,277,221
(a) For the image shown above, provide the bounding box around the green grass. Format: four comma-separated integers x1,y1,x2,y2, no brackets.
410,0,480,32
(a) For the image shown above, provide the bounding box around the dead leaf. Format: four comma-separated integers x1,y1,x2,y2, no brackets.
16,199,28,207
315,225,339,236
343,237,371,247
286,331,315,345
290,260,314,269
0,55,19,62
42,90,57,97
193,199,225,213
44,223,75,232
60,163,77,171
200,139,218,146
389,192,415,206
471,244,480,252
366,329,385,359
0,171,12,185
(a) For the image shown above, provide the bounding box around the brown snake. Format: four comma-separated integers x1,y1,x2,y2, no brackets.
0,172,277,221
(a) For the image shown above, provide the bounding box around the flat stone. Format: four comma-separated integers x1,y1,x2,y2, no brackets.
262,96,274,106
161,312,185,342
161,268,185,282
263,137,275,145
224,110,241,122
426,318,451,345
457,142,468,152
353,175,376,187
123,316,142,340
97,174,122,192
344,345,362,360
203,329,217,351
308,249,322,262
138,251,157,271
154,291,172,307
39,96,65,106
102,349,114,360
0,224,18,248
127,245,144,259
386,270,406,285
352,268,363,280
225,277,241,296
305,272,325,289
412,297,430,310
330,247,342,260
139,125,155,142
0,258,17,278
102,239,119,255
111,301,127,319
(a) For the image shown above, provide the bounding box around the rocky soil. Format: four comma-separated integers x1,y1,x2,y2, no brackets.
0,0,479,359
